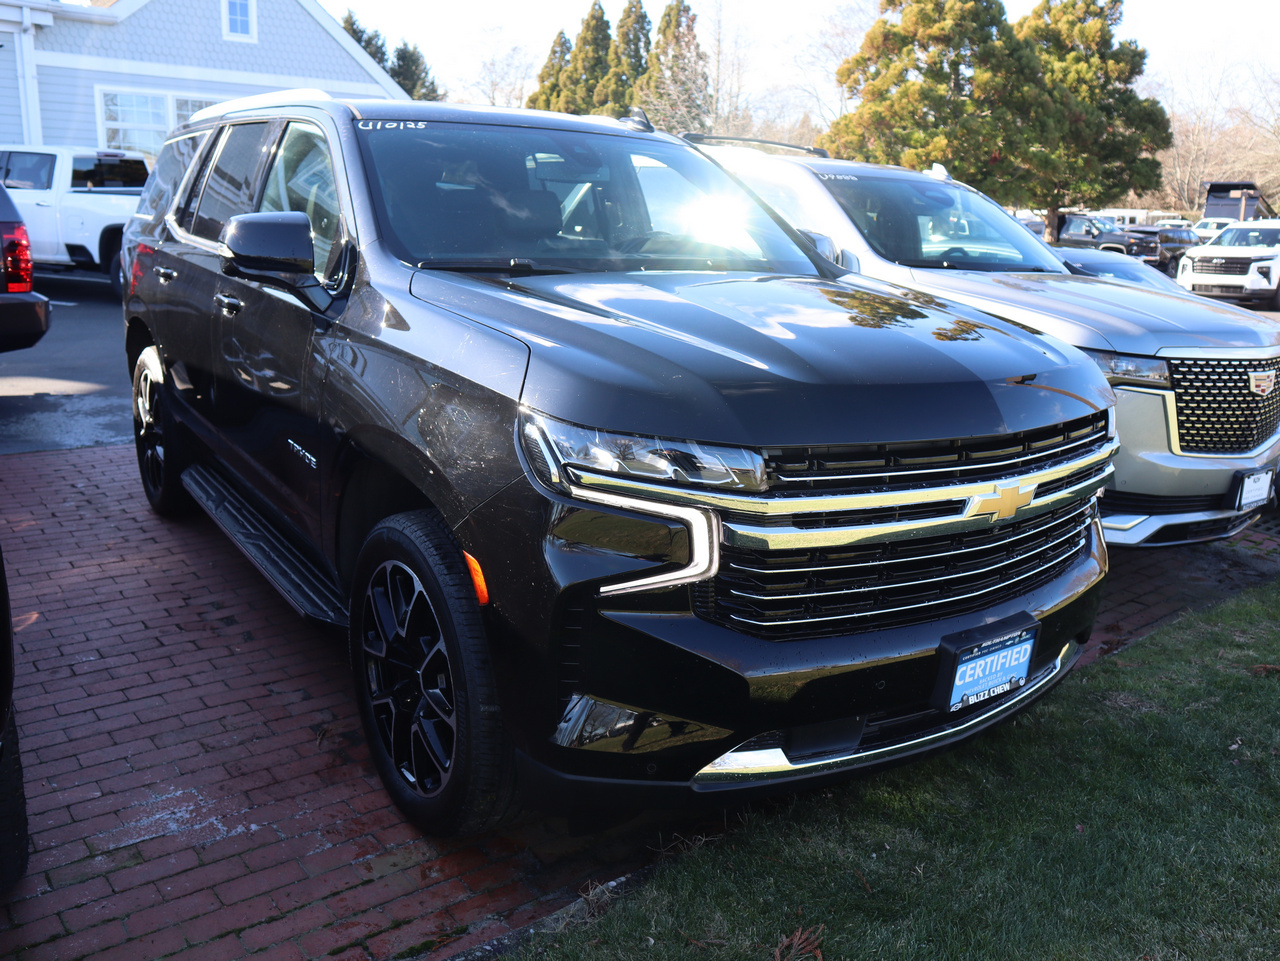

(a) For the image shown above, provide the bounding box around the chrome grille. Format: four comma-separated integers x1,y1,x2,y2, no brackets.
695,499,1096,640
1192,284,1244,295
1170,357,1280,453
764,412,1110,491
1191,257,1251,276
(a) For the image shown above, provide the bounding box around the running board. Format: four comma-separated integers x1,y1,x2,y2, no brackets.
182,464,347,628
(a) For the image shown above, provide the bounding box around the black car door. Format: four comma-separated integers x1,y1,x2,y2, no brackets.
208,119,348,550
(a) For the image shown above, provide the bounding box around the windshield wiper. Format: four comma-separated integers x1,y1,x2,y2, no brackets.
417,258,583,275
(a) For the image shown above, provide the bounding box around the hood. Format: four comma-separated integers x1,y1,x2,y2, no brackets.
907,269,1280,355
408,270,1111,448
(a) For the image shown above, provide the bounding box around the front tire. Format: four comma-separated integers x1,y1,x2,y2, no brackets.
132,346,192,516
349,512,516,836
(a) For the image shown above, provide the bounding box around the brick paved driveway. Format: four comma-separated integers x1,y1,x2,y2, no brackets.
2,444,1279,961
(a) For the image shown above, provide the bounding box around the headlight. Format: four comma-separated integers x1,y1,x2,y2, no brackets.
1082,349,1170,388
521,410,769,494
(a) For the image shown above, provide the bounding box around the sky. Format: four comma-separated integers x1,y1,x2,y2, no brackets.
314,0,1280,119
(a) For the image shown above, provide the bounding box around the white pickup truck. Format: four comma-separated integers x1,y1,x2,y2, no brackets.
0,145,149,295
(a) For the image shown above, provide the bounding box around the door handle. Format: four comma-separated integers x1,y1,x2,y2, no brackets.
153,266,177,282
215,293,241,316
35,201,52,207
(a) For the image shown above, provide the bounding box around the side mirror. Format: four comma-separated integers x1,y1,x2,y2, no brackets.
838,249,861,274
220,211,331,312
797,229,840,265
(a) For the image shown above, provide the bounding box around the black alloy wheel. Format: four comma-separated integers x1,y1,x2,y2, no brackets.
131,346,192,516
350,511,515,836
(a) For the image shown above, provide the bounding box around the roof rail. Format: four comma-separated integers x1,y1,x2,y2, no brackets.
188,88,337,124
680,132,830,159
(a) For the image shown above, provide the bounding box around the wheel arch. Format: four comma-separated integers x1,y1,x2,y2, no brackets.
124,317,153,378
98,225,124,272
332,434,443,594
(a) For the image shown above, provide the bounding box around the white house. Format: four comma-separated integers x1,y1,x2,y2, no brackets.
0,0,407,159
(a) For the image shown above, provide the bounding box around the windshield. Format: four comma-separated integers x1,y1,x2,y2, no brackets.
1209,226,1280,248
355,122,819,276
815,174,1066,272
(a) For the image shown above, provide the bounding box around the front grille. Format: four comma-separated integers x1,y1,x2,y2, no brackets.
764,412,1110,492
695,499,1096,640
1169,357,1280,453
1192,284,1245,295
1191,257,1251,275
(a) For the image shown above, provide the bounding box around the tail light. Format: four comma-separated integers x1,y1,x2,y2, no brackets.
2,221,33,293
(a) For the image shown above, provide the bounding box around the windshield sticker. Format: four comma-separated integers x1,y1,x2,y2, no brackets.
817,172,858,181
356,121,430,131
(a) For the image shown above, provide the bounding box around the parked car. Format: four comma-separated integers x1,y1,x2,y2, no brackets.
0,540,30,891
0,182,49,353
1193,217,1235,242
124,92,1117,835
1153,218,1192,229
1177,221,1280,309
697,140,1280,547
0,145,149,295
1054,246,1189,295
1057,216,1196,275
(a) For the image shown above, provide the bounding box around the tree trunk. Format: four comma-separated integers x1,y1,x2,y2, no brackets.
1042,205,1062,243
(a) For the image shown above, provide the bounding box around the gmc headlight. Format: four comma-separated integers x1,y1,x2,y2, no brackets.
1082,350,1170,388
521,411,769,494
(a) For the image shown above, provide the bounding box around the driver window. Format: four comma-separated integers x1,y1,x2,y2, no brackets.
260,122,340,280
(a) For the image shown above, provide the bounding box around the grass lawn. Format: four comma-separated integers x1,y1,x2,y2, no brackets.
520,585,1280,960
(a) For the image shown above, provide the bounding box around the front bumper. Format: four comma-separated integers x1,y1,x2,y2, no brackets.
1178,258,1280,302
1102,384,1280,546
468,470,1106,805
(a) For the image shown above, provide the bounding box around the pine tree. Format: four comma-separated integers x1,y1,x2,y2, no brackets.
818,0,1046,198
594,0,652,117
633,1,711,133
342,10,387,68
527,31,572,112
558,1,613,115
388,41,446,101
1014,0,1170,239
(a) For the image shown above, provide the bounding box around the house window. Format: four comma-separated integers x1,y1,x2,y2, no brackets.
99,89,221,162
223,0,257,42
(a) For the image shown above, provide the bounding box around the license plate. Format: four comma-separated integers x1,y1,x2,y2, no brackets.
1237,468,1274,512
947,625,1036,713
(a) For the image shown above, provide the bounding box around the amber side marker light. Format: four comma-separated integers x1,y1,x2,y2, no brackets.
463,551,490,606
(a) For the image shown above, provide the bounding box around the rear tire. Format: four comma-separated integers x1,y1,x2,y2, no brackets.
349,511,516,836
132,346,193,516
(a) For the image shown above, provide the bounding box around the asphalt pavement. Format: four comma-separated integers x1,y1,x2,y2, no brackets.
0,275,132,456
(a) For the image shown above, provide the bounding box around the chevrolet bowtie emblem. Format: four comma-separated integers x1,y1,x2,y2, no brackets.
1250,370,1276,397
968,481,1037,522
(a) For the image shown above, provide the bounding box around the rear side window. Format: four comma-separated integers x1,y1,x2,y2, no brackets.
137,132,208,231
2,152,55,190
71,155,150,189
189,122,273,242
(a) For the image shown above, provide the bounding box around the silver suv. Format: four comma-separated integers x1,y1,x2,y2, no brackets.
705,143,1280,547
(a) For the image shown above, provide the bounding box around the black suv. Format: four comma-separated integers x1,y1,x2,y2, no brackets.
1055,215,1198,275
123,93,1117,835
